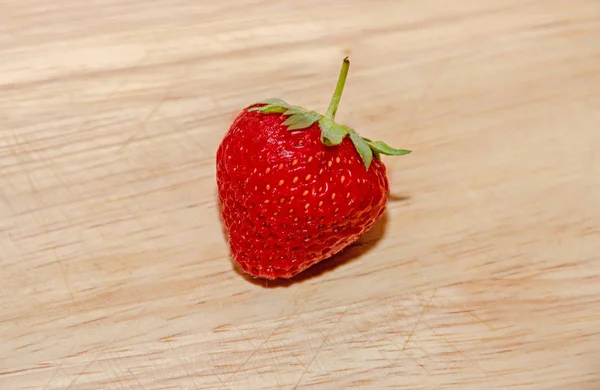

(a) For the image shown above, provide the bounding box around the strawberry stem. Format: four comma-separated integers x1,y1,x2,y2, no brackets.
325,57,350,121
250,57,411,170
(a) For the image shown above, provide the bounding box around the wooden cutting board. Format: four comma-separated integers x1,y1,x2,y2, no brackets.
1,1,599,389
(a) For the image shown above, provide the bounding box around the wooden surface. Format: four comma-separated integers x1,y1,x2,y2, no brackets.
1,1,599,389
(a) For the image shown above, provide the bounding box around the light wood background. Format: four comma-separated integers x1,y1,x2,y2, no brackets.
1,1,599,389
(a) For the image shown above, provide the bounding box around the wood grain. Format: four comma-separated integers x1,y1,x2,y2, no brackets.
1,0,599,389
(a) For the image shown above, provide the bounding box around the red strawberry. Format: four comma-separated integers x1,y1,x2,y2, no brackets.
217,58,411,280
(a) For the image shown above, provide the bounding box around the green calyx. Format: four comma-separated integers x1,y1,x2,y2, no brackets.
248,57,411,169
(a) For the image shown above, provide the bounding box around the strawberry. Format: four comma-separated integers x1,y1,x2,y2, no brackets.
217,58,411,280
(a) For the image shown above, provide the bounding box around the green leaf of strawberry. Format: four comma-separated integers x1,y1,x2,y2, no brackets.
248,58,411,169
283,110,320,130
319,118,348,146
349,130,373,169
365,140,412,156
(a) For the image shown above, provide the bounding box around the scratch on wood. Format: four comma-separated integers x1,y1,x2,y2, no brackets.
352,303,396,369
64,351,102,390
231,280,326,376
41,341,77,390
292,307,349,390
232,315,289,375
208,353,228,388
116,60,196,153
58,256,76,303
402,289,438,352
424,322,488,374
466,308,497,332
128,368,147,390
405,58,453,145
117,97,166,153
167,342,201,389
